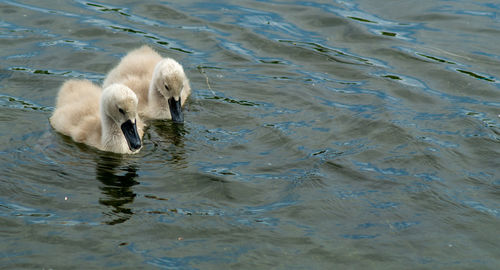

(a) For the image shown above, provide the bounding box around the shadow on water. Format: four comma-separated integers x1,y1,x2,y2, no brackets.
95,154,139,225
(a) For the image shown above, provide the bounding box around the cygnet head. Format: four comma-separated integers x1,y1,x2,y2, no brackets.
151,58,187,123
101,84,142,152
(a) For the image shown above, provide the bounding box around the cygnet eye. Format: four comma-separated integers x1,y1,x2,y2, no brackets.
119,108,125,115
165,84,170,91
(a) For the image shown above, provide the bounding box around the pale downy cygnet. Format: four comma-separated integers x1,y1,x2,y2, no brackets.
103,45,191,123
50,79,144,154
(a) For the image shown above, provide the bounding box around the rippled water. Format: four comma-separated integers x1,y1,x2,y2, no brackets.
1,0,499,268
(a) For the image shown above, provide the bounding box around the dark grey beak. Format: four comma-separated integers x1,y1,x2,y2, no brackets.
168,97,184,123
120,119,141,151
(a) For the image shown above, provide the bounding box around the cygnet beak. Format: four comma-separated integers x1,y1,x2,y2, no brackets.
168,97,184,123
121,119,141,151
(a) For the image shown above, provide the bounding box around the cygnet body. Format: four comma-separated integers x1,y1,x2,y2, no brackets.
103,45,191,123
50,80,144,154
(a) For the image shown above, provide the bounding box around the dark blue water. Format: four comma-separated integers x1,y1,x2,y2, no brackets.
1,0,499,269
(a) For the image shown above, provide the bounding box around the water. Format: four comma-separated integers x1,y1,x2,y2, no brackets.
1,0,499,268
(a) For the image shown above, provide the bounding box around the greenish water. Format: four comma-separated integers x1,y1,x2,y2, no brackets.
1,0,499,269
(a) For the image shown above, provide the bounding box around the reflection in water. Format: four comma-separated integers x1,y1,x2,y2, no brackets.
152,121,187,146
95,154,139,225
151,121,188,166
94,122,186,225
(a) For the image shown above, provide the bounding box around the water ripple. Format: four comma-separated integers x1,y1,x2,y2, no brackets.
8,66,104,80
4,0,196,54
1,0,499,268
0,94,53,112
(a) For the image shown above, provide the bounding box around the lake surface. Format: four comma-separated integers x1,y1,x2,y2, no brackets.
1,0,499,269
